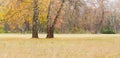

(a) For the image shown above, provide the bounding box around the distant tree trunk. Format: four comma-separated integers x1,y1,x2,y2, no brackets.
32,0,39,38
46,0,65,38
4,21,9,33
21,20,30,33
95,0,104,34
95,12,104,34
25,20,30,31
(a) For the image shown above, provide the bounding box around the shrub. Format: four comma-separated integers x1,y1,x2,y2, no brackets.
100,28,115,34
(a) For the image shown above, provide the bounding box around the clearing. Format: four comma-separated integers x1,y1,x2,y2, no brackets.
0,34,120,58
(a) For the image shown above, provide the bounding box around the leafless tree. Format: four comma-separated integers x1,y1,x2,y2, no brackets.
32,0,39,38
47,0,65,38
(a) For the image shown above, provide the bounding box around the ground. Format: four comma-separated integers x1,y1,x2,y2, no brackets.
0,34,120,58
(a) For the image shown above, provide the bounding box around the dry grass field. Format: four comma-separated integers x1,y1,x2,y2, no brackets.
0,34,120,58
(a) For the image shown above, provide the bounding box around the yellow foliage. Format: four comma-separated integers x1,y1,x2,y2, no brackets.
1,0,50,29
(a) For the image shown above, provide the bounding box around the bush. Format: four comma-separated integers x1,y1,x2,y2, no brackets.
100,28,115,34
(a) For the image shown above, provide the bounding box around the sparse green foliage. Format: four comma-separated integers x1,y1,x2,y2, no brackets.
100,28,115,34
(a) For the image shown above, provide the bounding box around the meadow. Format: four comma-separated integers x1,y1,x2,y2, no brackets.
0,34,120,58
